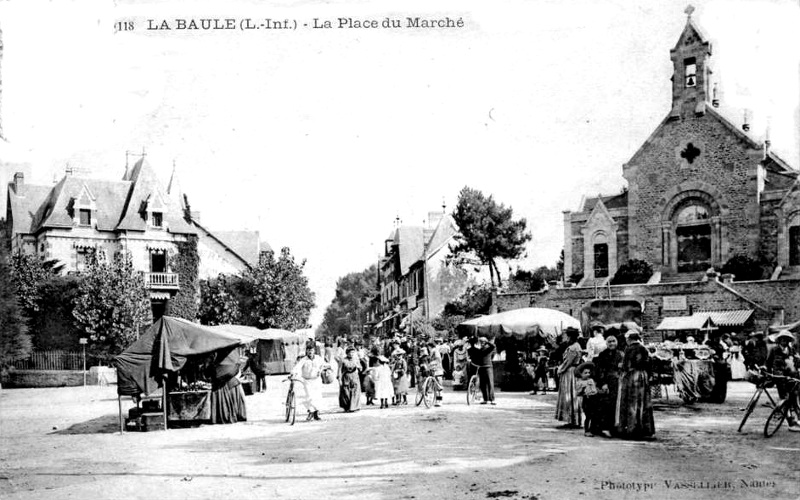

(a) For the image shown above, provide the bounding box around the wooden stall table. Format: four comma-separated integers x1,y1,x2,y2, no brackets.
167,390,212,424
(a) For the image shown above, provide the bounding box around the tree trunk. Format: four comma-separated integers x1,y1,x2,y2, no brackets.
491,259,503,288
488,260,496,287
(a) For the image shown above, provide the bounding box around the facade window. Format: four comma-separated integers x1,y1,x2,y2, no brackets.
790,226,800,266
150,252,167,273
676,203,711,272
684,57,696,87
76,248,95,272
593,243,609,278
152,212,163,228
79,209,92,226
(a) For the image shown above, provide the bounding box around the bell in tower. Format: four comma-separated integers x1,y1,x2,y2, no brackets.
669,6,713,120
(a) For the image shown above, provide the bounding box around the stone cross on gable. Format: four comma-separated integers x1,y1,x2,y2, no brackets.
684,5,695,18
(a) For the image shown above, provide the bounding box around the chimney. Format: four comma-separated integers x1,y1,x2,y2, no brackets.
712,82,719,108
13,172,24,193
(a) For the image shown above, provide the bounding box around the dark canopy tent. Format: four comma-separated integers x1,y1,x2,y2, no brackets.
208,325,309,375
114,316,245,397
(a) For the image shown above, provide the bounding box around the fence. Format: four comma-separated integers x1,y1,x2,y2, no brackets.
13,350,85,371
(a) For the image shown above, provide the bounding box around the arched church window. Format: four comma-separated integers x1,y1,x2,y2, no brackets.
684,57,697,87
676,202,711,272
594,243,609,278
790,226,800,266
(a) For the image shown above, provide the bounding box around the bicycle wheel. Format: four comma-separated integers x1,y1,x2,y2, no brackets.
287,391,297,426
467,375,481,405
738,387,763,432
285,388,293,422
423,377,436,409
763,402,786,438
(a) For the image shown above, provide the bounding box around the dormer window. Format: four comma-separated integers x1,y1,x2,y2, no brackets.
152,212,163,228
684,57,697,87
79,209,92,226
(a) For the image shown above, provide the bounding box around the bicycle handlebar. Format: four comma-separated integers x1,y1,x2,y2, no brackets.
469,362,492,368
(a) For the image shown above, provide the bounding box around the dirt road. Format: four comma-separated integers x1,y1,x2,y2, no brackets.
1,379,797,500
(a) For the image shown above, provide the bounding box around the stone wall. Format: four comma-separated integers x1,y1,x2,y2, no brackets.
2,370,94,388
497,278,800,342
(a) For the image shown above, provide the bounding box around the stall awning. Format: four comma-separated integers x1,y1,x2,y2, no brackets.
698,309,753,327
656,309,753,331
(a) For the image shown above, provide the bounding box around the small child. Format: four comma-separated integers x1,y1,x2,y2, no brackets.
373,356,394,409
531,347,550,395
575,362,603,437
363,366,376,405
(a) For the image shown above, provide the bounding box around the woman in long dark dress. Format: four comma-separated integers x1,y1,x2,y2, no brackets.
554,327,583,428
593,334,624,434
615,332,655,439
338,347,362,412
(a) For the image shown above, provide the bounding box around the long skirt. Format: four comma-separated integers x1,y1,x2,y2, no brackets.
393,373,409,396
615,370,655,439
339,372,362,412
478,366,495,402
554,367,582,426
211,378,247,424
363,373,375,399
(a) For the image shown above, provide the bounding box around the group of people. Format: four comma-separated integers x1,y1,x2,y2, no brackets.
554,323,655,440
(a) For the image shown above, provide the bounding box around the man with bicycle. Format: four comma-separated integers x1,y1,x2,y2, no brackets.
468,336,496,405
767,330,800,432
427,340,445,406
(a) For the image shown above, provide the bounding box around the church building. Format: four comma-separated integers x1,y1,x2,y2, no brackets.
563,11,798,287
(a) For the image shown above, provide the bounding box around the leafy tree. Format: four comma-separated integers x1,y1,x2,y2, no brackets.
10,253,65,313
610,259,653,285
72,252,152,361
317,264,377,341
198,274,242,326
451,186,531,287
507,265,560,292
242,247,315,330
30,276,82,351
0,221,32,372
442,283,493,319
720,254,769,282
167,237,200,321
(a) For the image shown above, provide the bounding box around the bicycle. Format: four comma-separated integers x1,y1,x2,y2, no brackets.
414,367,438,409
737,367,778,432
466,362,491,405
763,375,800,438
283,376,299,425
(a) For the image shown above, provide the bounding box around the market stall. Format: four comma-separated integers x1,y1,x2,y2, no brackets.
114,316,250,431
457,308,582,391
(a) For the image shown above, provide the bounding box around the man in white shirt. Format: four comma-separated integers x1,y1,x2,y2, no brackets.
291,344,330,421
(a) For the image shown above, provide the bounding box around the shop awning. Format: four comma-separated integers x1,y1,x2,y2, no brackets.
655,315,716,331
698,309,753,327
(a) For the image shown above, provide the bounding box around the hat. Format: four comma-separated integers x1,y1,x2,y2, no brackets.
537,346,548,352
391,348,406,356
378,355,389,363
478,336,489,343
576,362,595,373
772,330,795,342
625,331,642,340
589,320,605,331
564,326,580,337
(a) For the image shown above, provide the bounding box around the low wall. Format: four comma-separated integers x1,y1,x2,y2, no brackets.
497,278,800,341
1,369,109,388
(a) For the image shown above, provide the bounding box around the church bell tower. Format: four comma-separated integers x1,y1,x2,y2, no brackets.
669,6,713,120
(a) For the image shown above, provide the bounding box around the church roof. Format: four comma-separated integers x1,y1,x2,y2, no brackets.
581,191,628,212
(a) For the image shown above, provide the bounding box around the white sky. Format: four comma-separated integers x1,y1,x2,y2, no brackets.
1,0,799,327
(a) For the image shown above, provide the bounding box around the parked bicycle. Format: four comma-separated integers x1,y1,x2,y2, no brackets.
466,362,491,405
414,366,438,409
763,374,800,438
737,367,778,433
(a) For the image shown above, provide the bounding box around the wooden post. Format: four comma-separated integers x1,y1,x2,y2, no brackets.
118,395,124,434
162,375,168,431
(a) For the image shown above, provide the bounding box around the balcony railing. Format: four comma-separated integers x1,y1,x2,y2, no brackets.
142,272,180,289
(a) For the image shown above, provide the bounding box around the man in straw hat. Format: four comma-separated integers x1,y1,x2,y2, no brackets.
468,336,497,405
766,330,800,432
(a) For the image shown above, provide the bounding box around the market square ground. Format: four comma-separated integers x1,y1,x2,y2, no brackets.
1,380,797,500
